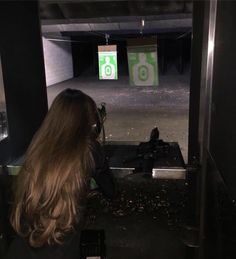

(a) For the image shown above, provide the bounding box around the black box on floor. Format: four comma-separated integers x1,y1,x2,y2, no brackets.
80,230,106,259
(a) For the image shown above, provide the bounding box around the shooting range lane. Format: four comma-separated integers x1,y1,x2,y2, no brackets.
45,73,189,258
47,71,189,162
1,72,190,259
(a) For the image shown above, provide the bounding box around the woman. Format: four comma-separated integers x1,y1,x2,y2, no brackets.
6,89,115,259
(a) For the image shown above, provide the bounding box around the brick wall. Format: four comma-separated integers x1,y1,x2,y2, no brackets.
42,37,73,86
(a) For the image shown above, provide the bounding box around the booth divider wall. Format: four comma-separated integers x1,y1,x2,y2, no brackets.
0,2,48,162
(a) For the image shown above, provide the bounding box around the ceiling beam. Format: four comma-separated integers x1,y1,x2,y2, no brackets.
40,1,192,20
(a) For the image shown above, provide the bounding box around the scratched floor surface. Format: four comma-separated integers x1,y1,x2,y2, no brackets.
47,71,190,163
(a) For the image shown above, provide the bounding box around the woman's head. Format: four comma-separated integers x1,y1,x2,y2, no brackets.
46,88,100,140
11,89,98,247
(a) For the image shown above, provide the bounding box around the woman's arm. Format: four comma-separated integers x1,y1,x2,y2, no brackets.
91,142,117,199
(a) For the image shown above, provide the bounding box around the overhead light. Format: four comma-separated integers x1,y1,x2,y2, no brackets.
208,39,214,54
105,33,110,45
141,18,145,27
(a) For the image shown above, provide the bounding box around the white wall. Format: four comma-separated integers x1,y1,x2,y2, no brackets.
42,37,73,86
0,57,6,111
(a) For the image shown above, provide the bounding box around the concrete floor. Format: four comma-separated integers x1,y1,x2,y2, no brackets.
47,71,190,162
85,178,188,259
0,72,191,258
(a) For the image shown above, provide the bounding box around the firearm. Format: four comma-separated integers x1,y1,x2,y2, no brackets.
124,127,170,173
97,102,106,144
137,127,170,160
97,102,106,124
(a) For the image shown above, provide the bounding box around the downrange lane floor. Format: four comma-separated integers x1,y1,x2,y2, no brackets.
47,73,190,163
46,73,191,258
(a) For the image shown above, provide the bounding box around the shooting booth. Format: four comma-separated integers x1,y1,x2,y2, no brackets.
1,1,236,259
0,1,193,259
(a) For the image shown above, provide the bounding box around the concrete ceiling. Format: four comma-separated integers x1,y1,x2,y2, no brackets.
40,1,193,38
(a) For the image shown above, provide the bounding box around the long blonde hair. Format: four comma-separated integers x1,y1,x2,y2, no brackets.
11,89,98,247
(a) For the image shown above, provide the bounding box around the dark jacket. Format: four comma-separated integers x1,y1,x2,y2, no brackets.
5,231,81,259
